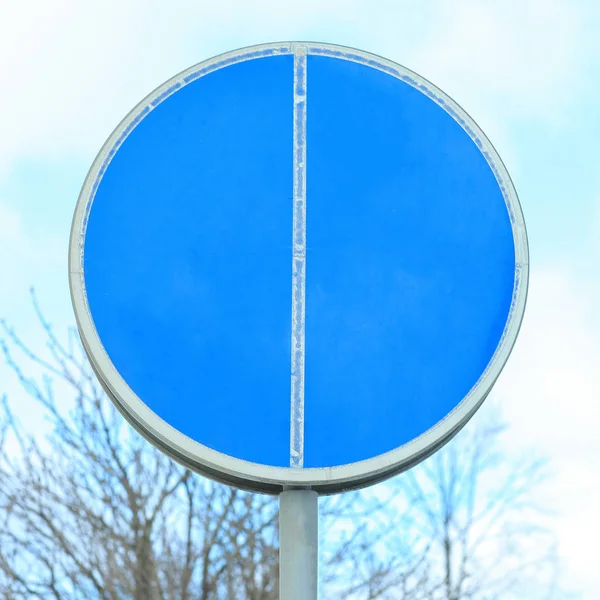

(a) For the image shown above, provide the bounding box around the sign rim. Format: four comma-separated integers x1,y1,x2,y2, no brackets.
69,41,529,494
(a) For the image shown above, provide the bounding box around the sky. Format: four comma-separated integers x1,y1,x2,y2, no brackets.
1,0,600,596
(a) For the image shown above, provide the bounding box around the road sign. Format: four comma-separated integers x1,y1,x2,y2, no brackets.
69,42,528,495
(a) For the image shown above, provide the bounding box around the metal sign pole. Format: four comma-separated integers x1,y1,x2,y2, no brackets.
279,490,318,600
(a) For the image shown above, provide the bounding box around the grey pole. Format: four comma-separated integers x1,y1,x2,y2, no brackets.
279,489,318,600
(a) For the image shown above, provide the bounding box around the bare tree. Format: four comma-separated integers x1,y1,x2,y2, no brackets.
0,294,569,599
394,412,565,600
0,299,280,600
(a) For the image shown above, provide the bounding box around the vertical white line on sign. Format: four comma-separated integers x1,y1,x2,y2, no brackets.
290,45,307,468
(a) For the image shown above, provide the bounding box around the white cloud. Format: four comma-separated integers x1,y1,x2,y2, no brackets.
403,0,596,177
0,202,34,284
0,188,67,342
494,265,600,597
591,197,600,261
412,0,590,118
498,267,600,460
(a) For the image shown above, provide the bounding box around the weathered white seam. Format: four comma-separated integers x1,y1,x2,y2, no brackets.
290,45,307,468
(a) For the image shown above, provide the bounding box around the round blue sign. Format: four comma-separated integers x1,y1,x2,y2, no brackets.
70,42,528,493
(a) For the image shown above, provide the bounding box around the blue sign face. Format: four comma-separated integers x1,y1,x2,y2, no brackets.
70,43,528,493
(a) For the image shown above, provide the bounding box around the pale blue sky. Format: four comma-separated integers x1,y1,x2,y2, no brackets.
1,0,600,596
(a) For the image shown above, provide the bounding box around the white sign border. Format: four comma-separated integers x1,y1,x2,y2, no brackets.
69,41,529,494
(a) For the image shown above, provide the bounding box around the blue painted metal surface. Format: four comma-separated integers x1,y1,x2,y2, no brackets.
74,43,525,489
303,56,514,467
86,55,294,466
